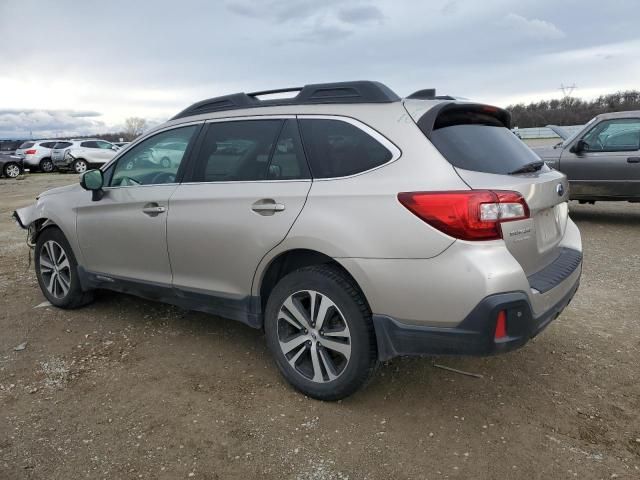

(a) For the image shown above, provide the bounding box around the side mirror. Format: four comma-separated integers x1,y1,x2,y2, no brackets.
80,169,104,201
571,139,587,154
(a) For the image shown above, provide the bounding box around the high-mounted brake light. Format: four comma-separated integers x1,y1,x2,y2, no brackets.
25,149,37,155
397,190,529,241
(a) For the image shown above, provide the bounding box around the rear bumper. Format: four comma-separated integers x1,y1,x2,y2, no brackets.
373,262,581,360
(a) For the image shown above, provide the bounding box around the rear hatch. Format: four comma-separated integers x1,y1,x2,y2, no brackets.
411,102,569,276
51,141,73,161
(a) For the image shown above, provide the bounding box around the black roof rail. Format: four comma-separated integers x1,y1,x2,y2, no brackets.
407,88,456,101
171,81,400,120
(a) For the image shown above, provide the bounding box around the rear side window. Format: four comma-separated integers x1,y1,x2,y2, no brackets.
299,119,392,178
40,142,57,148
53,142,73,149
193,119,310,182
427,107,541,175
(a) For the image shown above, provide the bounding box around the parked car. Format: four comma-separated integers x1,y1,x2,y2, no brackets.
14,81,582,400
14,140,60,172
0,140,26,155
52,139,119,173
120,139,187,170
0,153,23,178
533,111,640,202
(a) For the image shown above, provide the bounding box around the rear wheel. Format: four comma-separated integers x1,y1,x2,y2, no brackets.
3,162,21,178
265,265,377,400
73,159,88,174
35,228,94,308
40,158,54,173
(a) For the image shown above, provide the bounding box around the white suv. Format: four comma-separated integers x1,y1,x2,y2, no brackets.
52,139,119,173
15,140,59,172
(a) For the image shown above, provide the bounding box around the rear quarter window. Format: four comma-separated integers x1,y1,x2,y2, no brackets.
423,106,541,175
299,119,393,178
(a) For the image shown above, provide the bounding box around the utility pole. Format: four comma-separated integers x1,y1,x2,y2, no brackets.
559,83,577,98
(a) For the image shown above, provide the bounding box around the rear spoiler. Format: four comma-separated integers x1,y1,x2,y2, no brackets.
415,102,511,139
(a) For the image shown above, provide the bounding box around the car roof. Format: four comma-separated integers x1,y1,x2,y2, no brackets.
594,110,640,121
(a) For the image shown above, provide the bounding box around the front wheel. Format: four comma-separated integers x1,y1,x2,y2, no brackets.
35,227,94,309
264,265,378,401
73,159,88,174
3,162,21,178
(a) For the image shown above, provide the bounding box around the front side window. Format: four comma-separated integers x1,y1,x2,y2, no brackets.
193,119,309,182
81,141,98,148
299,119,392,178
110,125,198,187
96,140,114,149
582,118,640,152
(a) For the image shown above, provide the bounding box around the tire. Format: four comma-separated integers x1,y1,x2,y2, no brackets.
3,162,21,178
40,158,55,173
264,265,378,401
35,227,94,309
73,159,88,174
160,157,171,169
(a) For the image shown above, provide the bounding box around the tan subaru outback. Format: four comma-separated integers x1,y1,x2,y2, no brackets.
14,81,582,400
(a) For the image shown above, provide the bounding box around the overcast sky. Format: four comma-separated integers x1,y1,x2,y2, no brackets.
1,0,639,138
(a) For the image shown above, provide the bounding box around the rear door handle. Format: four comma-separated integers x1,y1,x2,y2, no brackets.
251,199,285,215
627,157,640,163
142,203,166,216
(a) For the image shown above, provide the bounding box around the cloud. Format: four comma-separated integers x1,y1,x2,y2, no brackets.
502,13,566,40
337,5,384,24
0,110,107,139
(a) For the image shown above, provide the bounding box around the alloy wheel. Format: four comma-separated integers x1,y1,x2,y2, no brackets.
277,290,352,383
39,240,72,298
41,160,54,172
74,160,87,174
5,164,20,178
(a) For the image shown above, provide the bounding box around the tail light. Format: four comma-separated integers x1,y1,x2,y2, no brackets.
397,190,529,241
25,149,36,155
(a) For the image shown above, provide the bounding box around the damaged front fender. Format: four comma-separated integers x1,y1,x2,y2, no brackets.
13,203,56,246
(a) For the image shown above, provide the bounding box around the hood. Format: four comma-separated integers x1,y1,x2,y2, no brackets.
546,125,570,140
531,145,561,161
38,183,80,198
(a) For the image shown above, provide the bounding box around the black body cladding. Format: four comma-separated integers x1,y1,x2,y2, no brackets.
171,81,401,120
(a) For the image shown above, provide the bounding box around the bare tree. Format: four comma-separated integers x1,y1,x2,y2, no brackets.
124,117,148,140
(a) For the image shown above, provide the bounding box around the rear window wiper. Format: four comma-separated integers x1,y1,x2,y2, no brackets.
509,160,544,175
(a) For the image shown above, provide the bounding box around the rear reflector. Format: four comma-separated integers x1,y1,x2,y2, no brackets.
495,311,507,340
25,149,36,155
397,190,529,241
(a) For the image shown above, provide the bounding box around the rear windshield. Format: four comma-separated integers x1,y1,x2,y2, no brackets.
19,142,35,149
428,110,541,175
53,142,73,149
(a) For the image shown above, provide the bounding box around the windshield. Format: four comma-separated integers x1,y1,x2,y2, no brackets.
562,117,597,147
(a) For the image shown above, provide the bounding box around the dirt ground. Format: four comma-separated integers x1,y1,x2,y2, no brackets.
1,173,638,480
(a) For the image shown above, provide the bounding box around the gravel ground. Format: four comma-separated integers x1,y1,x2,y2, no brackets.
1,173,639,480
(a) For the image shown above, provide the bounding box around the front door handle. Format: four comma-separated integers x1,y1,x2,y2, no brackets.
142,203,166,216
627,157,640,163
251,199,285,215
